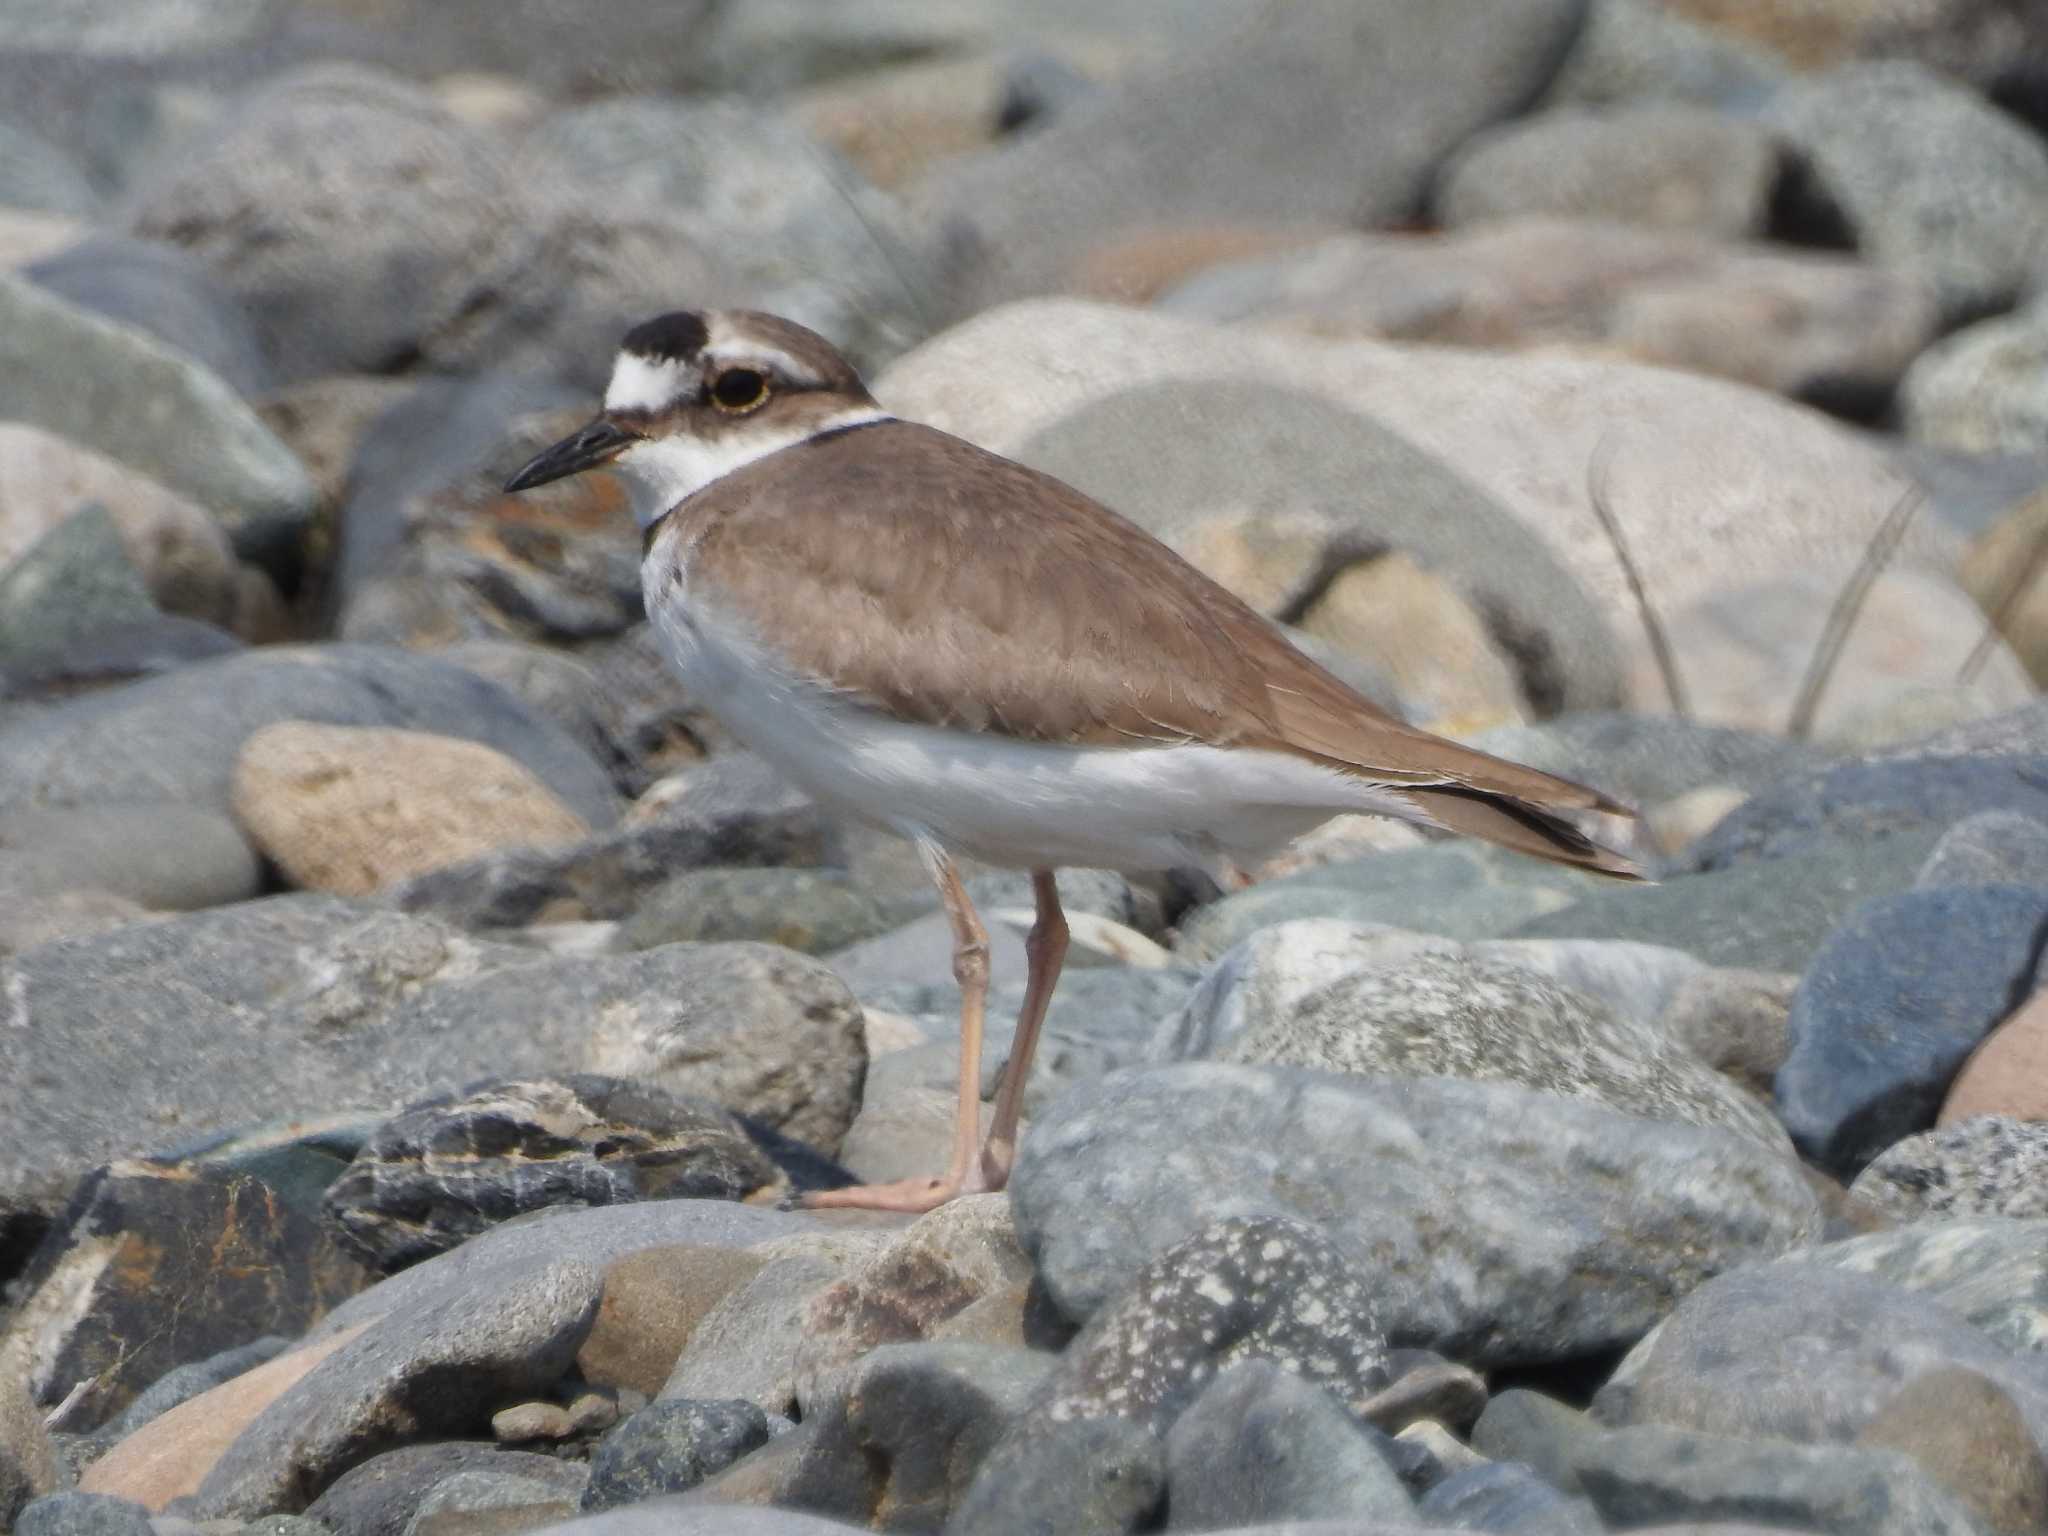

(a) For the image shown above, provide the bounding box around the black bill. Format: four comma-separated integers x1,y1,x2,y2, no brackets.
504,417,638,492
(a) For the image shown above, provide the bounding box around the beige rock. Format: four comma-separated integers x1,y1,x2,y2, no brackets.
876,299,1968,714
1299,552,1528,732
491,1402,573,1443
80,1325,365,1510
0,421,241,625
576,1244,769,1398
1941,990,2048,1126
1,1339,60,1527
1647,785,1748,857
231,722,591,896
430,71,548,133
1856,1366,2048,1535
795,54,1007,191
1959,488,2048,688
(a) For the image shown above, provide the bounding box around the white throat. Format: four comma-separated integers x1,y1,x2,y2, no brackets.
612,408,893,531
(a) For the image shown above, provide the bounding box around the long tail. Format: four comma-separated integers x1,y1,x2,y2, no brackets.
1399,782,1650,880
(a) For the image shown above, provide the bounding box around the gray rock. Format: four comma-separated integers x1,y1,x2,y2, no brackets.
403,1463,585,1536
321,1077,782,1273
0,273,315,571
535,1504,919,1536
433,641,629,798
1013,1066,1820,1365
582,1399,768,1511
1163,1361,1414,1529
1594,1264,2048,1453
1857,1366,2048,1536
617,868,894,956
1916,809,2048,888
319,1199,818,1340
1436,104,1776,238
0,615,240,703
1903,296,2048,457
1775,886,2048,1178
1176,842,1603,965
945,1415,1165,1536
1570,1424,1990,1536
1512,822,1947,973
1785,1217,2048,1355
303,1443,585,1536
0,119,100,216
0,801,258,911
1849,1119,2048,1228
923,0,1588,317
1465,713,1827,809
189,1254,601,1517
1543,0,1787,111
0,643,620,828
1764,60,2048,324
26,237,271,398
395,752,826,930
1215,947,1790,1154
14,1493,154,1536
1,1356,60,1531
1034,1215,1390,1435
1416,1462,1602,1535
98,1337,291,1441
0,503,157,663
126,64,535,383
1471,1391,1597,1497
0,897,857,1209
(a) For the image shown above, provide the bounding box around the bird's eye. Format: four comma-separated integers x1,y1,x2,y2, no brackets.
710,368,769,412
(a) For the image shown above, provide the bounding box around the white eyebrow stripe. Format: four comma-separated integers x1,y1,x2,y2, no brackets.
605,352,693,414
701,341,817,386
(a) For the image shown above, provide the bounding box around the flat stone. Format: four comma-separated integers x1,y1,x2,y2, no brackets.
1594,1264,2048,1452
189,1255,601,1517
403,1464,585,1536
1858,1367,2048,1534
0,274,316,569
1775,886,2048,1178
1012,1065,1820,1365
1162,1361,1414,1529
581,1399,768,1512
0,802,260,911
1849,1118,2048,1225
321,1077,781,1273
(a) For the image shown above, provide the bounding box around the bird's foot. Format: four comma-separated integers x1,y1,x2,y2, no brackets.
797,1173,973,1214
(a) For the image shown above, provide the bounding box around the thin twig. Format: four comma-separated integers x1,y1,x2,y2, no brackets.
42,1378,91,1431
1587,433,1690,719
1786,482,1925,739
1958,494,2048,686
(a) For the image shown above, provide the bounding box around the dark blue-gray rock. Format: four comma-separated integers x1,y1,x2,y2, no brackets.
1856,1366,2048,1535
582,1399,768,1511
1013,1066,1819,1366
394,752,827,929
26,237,272,397
14,1492,154,1536
1764,60,2048,324
0,503,157,662
1435,103,1776,239
189,1254,601,1517
0,119,100,216
6,1161,368,1429
1211,947,1790,1154
1033,1216,1389,1436
0,644,620,828
0,615,241,702
1471,1391,1597,1497
1569,1424,1990,1536
1513,822,1948,973
321,1077,782,1274
302,1442,587,1536
125,65,538,383
0,273,316,570
1916,810,2048,889
1783,1216,2048,1355
0,802,261,909
1416,1461,1602,1535
945,1415,1164,1536
1593,1264,2048,1453
0,896,861,1210
1848,1120,2048,1227
924,0,1588,318
617,868,894,955
1162,1361,1413,1529
1175,842,1604,964
1774,886,2048,1178
1682,743,2048,874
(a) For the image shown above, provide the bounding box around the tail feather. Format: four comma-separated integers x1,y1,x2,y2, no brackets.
1400,784,1651,881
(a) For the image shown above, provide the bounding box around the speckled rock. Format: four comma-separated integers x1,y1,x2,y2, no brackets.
320,1077,781,1273
1849,1118,2048,1225
582,1399,768,1511
1029,1215,1389,1435
1014,1066,1820,1365
233,722,592,896
1786,1216,2048,1355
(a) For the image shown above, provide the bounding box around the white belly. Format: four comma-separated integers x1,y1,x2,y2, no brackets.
646,567,1414,873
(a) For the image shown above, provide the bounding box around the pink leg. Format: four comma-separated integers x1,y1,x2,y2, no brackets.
979,869,1068,1192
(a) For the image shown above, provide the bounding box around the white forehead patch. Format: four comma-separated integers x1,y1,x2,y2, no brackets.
605,351,695,414
613,406,894,531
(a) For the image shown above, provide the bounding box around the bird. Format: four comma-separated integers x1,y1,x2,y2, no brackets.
504,308,1647,1213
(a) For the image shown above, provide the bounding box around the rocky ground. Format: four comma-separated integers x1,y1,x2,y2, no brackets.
4,1,2048,1534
